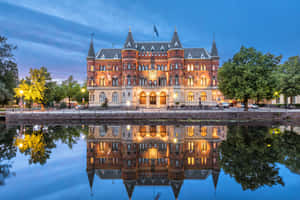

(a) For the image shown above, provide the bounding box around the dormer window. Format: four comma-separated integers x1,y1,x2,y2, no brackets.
188,52,192,59
141,46,145,51
151,45,155,51
174,41,178,47
114,54,118,59
160,45,165,51
127,42,131,47
101,54,105,59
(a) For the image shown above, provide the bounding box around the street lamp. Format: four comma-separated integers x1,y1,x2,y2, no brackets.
81,88,86,104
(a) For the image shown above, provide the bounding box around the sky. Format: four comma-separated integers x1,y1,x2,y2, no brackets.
0,0,300,82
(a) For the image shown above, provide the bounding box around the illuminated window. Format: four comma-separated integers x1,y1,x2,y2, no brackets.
112,92,118,104
188,77,194,86
90,65,94,71
188,157,195,165
160,92,167,104
100,77,105,86
188,92,194,103
188,142,194,152
200,92,207,101
140,92,146,105
90,157,94,164
201,126,207,136
188,126,194,137
213,127,218,138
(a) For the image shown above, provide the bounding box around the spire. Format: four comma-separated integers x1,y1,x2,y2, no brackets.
211,33,219,58
170,180,183,199
212,169,220,190
170,27,182,48
124,180,135,199
124,28,135,49
87,169,95,194
88,33,95,58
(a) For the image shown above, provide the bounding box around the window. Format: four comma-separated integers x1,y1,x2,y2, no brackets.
175,63,178,69
127,75,131,86
188,127,194,137
175,75,179,85
200,92,207,101
150,92,156,105
201,126,207,136
188,77,194,86
188,157,194,165
99,92,106,104
160,92,166,105
127,64,131,70
157,65,160,71
112,92,118,104
188,92,194,103
169,76,172,85
100,77,105,86
140,92,146,104
165,65,168,71
201,76,207,87
90,65,94,72
112,78,118,86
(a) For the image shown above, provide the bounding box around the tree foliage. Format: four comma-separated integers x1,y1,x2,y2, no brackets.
219,125,300,190
0,36,18,105
276,56,300,104
218,46,281,110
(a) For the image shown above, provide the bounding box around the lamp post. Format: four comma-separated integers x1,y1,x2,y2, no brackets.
81,88,86,104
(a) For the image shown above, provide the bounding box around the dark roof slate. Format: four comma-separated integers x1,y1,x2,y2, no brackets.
184,48,210,59
96,49,121,59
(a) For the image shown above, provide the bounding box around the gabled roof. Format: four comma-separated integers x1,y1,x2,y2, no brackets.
96,49,121,59
184,48,210,59
135,41,170,51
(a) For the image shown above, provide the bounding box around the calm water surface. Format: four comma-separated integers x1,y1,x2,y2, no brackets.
0,123,299,200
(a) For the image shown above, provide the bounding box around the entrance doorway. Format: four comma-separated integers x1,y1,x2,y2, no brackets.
150,92,156,105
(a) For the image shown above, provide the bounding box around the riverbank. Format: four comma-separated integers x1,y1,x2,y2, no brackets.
5,109,300,125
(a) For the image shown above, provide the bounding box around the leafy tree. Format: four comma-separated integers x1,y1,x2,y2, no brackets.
0,36,18,105
219,126,284,190
276,56,300,105
218,46,281,110
74,82,89,104
62,76,80,108
43,81,65,107
15,67,50,109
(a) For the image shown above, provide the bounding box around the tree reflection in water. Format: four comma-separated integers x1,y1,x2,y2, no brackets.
219,125,300,190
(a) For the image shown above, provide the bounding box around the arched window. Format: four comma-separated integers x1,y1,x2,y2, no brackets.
175,75,179,85
160,92,166,105
99,92,106,104
188,77,194,86
188,126,194,137
201,76,207,87
169,76,173,85
140,92,146,105
150,92,156,105
201,92,207,101
188,92,194,103
112,78,118,86
127,75,131,86
100,77,105,86
201,126,207,136
112,92,118,104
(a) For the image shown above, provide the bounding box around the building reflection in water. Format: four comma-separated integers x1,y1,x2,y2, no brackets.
86,125,227,199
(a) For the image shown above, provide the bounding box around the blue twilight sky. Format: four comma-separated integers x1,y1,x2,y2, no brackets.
0,0,300,81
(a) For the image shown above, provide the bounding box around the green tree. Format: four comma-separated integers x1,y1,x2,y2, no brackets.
219,126,284,190
74,83,89,104
218,46,281,110
0,36,18,105
62,76,80,108
15,67,50,109
277,56,300,105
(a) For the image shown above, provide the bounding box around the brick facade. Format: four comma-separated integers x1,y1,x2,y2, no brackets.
87,29,223,108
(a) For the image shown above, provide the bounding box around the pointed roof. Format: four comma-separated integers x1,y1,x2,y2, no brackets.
124,28,135,49
88,34,95,58
212,170,220,190
87,170,95,191
170,180,183,199
170,28,182,49
124,180,136,199
211,37,218,58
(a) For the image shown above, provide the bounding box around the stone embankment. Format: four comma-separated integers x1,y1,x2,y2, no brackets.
5,110,300,125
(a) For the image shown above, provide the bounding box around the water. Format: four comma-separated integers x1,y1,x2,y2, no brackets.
0,123,299,200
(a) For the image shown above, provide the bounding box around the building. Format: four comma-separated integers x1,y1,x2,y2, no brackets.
87,28,223,108
86,124,227,199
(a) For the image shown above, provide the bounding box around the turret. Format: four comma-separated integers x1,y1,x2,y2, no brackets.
210,35,219,58
87,169,95,195
170,27,182,49
87,34,95,59
124,27,135,49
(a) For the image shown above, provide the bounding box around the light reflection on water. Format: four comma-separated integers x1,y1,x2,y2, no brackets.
0,123,299,200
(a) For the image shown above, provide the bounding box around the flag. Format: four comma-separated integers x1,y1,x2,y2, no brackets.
153,25,159,37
